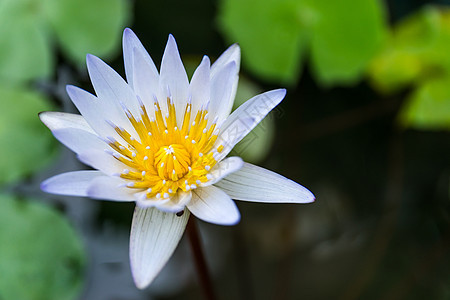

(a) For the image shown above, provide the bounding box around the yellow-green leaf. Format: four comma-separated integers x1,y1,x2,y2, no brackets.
399,77,450,130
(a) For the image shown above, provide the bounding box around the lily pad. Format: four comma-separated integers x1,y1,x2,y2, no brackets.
218,0,386,86
0,0,130,84
0,0,52,83
0,85,57,184
219,0,308,84
43,0,131,64
0,193,85,300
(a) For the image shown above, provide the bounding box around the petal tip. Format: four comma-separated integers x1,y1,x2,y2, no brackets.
299,188,315,204
276,88,287,98
123,27,133,36
86,54,103,69
202,55,211,65
123,27,138,44
86,53,94,62
165,34,180,53
133,276,152,290
40,179,50,193
38,111,49,123
65,84,77,95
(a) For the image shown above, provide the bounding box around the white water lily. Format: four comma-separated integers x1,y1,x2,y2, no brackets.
40,28,315,289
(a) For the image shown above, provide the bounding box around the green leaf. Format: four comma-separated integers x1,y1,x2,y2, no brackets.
399,77,450,130
0,0,52,83
43,0,131,64
0,193,85,300
369,6,450,93
230,77,276,163
0,85,57,184
304,0,386,86
219,0,309,84
218,0,386,86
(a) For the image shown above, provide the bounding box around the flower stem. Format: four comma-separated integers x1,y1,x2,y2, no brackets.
186,217,216,300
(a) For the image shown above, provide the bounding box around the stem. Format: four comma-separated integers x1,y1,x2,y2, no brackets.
186,217,216,300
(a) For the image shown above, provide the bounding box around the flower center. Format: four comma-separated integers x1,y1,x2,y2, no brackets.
105,96,223,200
154,144,191,180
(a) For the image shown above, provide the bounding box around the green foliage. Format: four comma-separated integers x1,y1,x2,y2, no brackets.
399,77,450,130
43,0,130,64
369,6,450,130
0,193,85,300
218,0,386,86
0,0,130,84
0,0,52,83
0,86,57,184
369,6,450,93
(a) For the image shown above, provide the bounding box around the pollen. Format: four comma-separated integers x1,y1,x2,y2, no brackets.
107,96,220,201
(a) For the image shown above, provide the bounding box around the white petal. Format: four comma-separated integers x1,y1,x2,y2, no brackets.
209,61,237,124
135,192,171,209
77,150,129,175
51,128,107,156
215,89,286,161
200,156,243,187
86,54,138,112
86,54,141,136
211,43,240,113
159,34,189,122
66,85,129,141
86,176,138,201
211,43,240,78
132,47,159,117
130,206,189,289
188,56,210,119
136,191,192,213
156,191,192,213
122,28,159,89
188,185,240,225
39,111,94,133
41,170,104,197
214,163,315,203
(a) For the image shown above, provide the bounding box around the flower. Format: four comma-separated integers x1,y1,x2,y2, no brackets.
40,28,315,289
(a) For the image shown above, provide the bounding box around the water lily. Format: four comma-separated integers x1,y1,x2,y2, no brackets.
40,28,315,289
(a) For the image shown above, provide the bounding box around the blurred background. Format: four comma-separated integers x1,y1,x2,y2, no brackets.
0,0,449,299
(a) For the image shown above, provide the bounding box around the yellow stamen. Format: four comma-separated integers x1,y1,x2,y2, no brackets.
110,97,221,201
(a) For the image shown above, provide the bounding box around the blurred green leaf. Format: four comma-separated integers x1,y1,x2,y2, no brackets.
0,0,130,84
369,6,450,93
218,0,386,86
399,77,450,130
0,85,57,184
305,0,386,86
0,0,52,83
43,0,130,64
219,0,308,84
231,77,275,163
0,193,85,300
